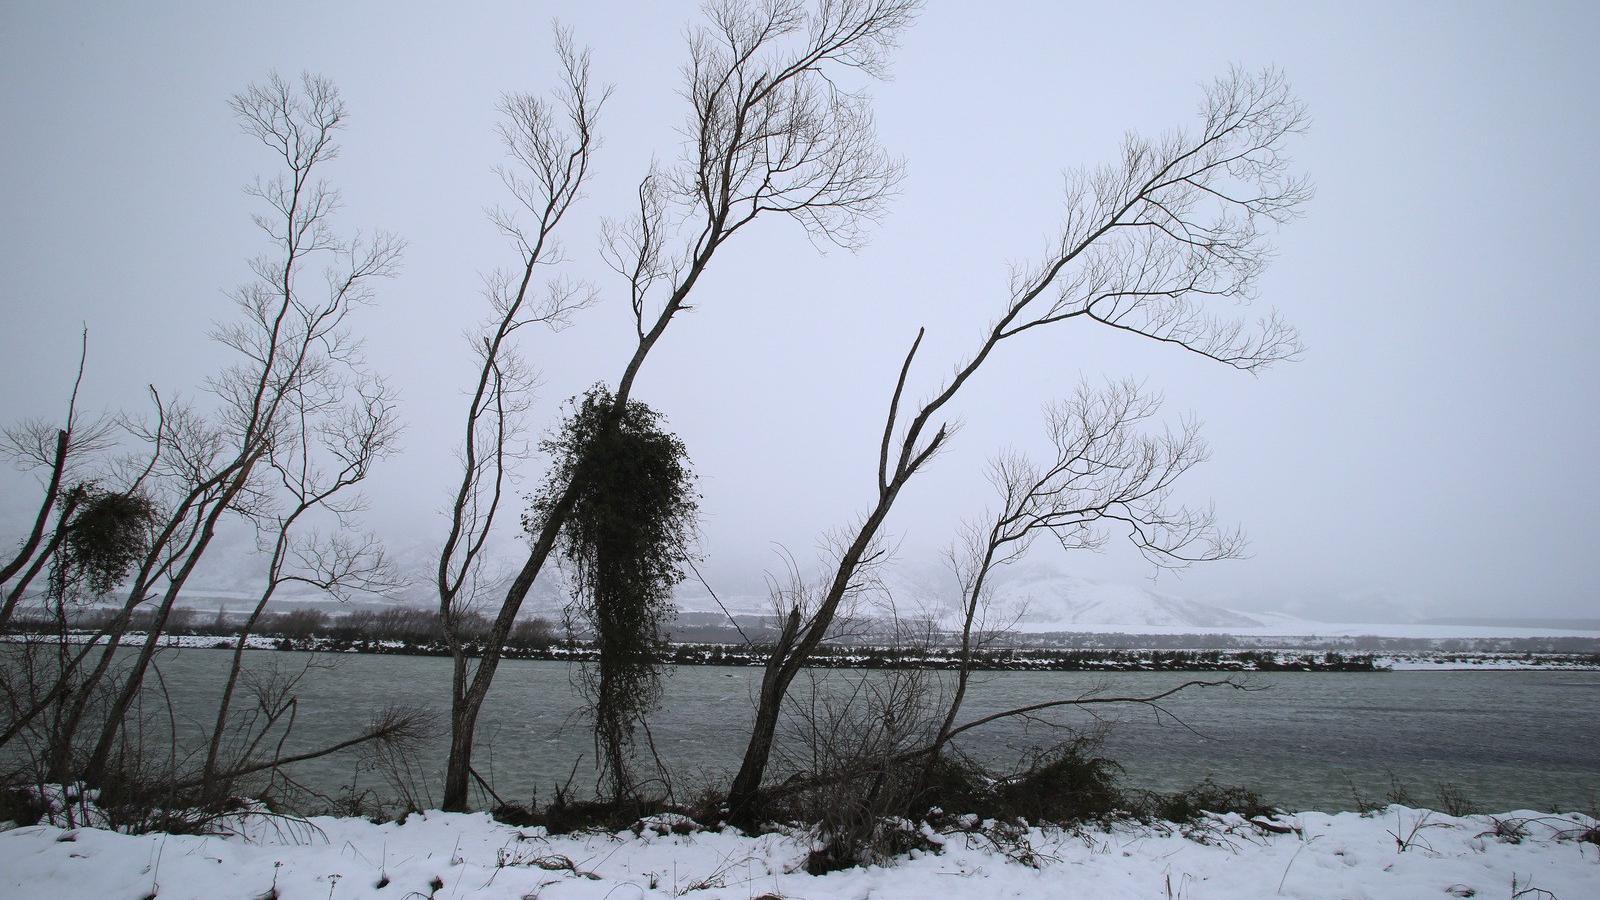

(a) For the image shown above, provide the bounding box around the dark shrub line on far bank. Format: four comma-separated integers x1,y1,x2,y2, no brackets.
13,606,1600,671
8,610,1381,672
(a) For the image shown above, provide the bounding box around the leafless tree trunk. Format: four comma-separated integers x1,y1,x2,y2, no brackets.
727,68,1311,824
0,428,67,596
437,0,915,811
0,489,79,630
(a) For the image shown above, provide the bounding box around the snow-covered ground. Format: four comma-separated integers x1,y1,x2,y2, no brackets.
2,804,1595,899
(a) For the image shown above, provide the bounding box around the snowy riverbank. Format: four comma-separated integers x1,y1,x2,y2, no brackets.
3,804,1596,899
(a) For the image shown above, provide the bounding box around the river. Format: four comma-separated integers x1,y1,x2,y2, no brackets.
65,648,1600,813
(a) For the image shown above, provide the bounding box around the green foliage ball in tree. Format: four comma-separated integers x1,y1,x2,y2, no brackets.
526,385,699,800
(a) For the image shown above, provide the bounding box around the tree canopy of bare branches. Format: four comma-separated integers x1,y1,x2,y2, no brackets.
725,66,1310,824
922,380,1242,785
436,0,917,811
0,72,406,789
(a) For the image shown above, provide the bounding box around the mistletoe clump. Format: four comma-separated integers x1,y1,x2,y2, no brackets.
56,485,156,596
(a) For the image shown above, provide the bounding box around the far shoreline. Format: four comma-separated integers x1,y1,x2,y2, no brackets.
8,632,1599,673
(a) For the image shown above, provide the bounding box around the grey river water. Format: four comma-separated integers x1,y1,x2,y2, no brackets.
105,649,1600,813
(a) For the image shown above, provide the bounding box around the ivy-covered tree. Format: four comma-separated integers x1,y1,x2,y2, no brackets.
529,386,698,803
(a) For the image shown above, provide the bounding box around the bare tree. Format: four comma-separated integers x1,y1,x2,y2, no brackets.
434,28,607,812
200,379,401,792
55,72,403,785
437,0,917,811
726,67,1310,823
920,379,1242,791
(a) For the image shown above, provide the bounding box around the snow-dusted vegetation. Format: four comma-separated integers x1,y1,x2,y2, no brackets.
3,792,1597,900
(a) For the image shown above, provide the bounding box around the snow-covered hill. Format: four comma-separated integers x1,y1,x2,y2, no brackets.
674,565,1269,632
980,568,1265,631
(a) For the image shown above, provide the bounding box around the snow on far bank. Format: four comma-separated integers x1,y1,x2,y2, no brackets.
1378,654,1600,671
1026,621,1600,640
1,805,1595,900
6,633,1597,672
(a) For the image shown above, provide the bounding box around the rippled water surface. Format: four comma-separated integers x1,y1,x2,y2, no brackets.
109,649,1600,812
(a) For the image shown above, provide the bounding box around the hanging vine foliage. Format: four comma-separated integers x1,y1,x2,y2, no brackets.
527,385,699,801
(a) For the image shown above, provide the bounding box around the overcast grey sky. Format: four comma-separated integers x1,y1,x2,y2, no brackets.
2,1,1597,621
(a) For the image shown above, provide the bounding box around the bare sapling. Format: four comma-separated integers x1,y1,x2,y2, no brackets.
920,379,1243,795
435,27,607,813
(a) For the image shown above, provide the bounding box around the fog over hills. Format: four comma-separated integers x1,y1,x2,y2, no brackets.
174,532,1261,631
4,1,1600,640
661,562,1261,630
112,528,1600,640
976,568,1265,631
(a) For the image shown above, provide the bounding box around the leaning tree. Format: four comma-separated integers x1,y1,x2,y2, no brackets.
435,0,918,811
726,67,1312,824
